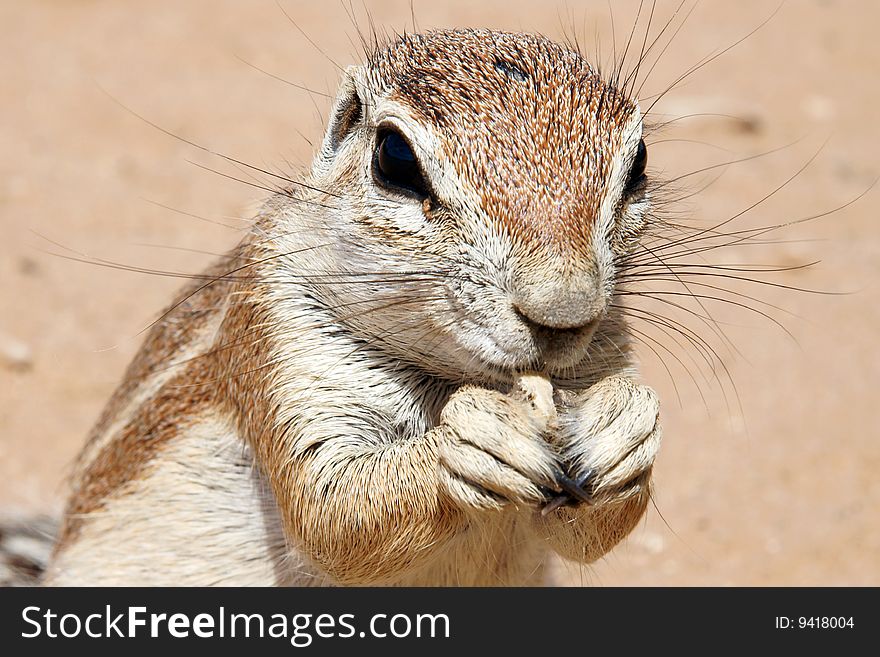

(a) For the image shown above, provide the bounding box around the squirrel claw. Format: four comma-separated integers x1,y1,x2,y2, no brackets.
541,469,594,516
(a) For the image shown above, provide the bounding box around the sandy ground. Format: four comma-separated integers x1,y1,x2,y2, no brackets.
1,0,878,586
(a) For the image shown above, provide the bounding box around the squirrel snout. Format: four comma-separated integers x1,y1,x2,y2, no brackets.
511,278,605,331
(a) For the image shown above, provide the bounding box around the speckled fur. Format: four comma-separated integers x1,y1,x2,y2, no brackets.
44,29,661,586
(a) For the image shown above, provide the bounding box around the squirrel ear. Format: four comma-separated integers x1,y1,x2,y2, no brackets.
323,67,364,155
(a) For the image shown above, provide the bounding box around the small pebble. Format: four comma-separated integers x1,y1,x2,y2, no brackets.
0,335,33,371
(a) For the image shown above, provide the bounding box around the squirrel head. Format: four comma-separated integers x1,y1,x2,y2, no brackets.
290,29,649,379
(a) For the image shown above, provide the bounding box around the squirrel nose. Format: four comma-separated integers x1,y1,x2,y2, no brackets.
511,278,605,331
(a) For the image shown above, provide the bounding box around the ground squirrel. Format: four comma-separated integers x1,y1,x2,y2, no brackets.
42,29,662,586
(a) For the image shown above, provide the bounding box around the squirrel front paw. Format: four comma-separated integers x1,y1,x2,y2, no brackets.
548,375,661,511
437,374,562,511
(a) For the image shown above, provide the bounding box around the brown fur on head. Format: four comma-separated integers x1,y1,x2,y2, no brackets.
297,29,649,382
370,30,637,253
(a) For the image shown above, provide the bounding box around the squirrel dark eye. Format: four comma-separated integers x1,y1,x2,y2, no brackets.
625,139,648,194
374,129,430,199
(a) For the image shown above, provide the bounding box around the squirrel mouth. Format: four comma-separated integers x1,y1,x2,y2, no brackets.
527,319,600,366
512,306,600,347
481,316,601,373
446,304,603,377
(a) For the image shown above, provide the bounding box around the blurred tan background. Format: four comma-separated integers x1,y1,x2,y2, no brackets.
1,0,877,585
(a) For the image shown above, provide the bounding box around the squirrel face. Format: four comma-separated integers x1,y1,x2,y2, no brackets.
297,29,649,381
